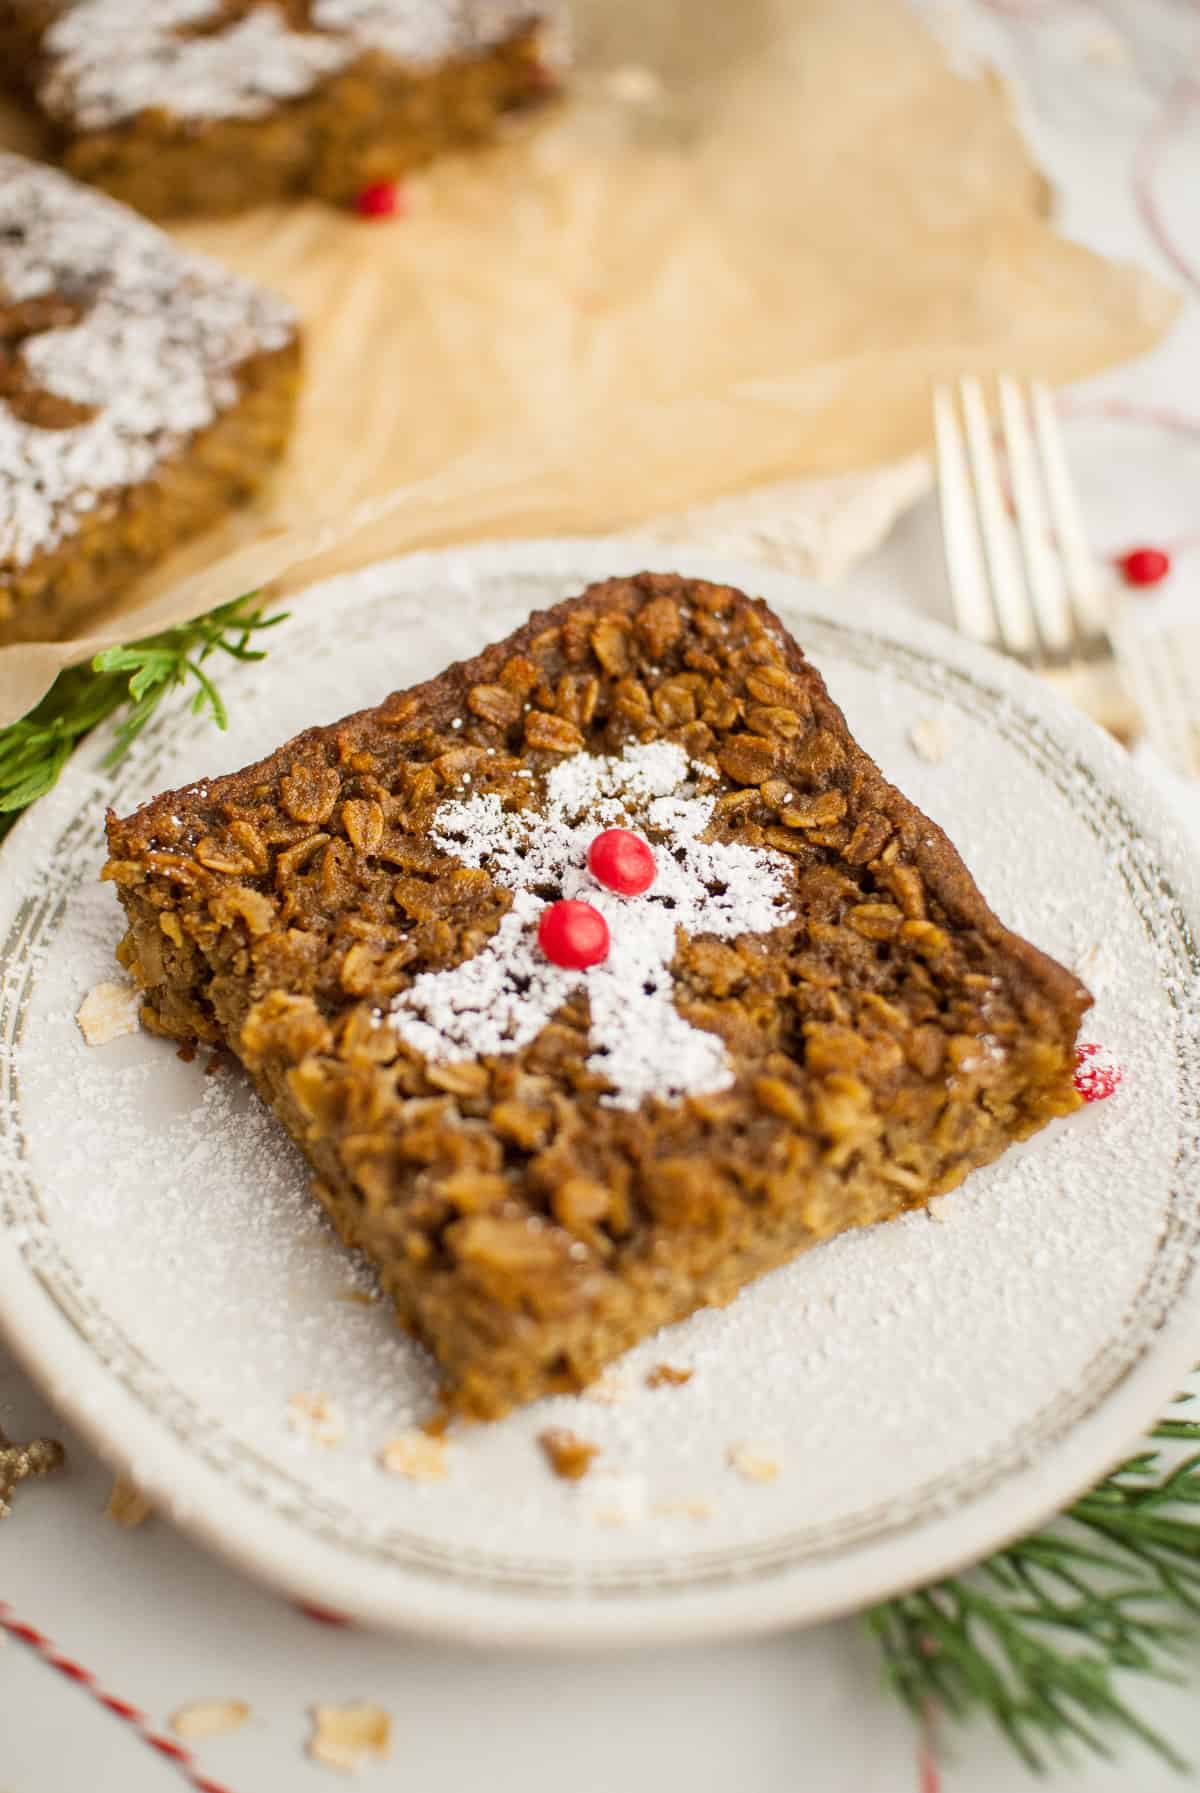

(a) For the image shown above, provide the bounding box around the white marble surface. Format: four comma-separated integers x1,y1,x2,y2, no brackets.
3,1,1200,1787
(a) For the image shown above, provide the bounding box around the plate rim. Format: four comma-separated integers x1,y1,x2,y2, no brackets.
2,534,1199,1647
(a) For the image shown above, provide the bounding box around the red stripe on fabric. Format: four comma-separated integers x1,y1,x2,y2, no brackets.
0,1604,245,1792
48,1656,93,1683
149,1736,193,1762
99,1695,145,1721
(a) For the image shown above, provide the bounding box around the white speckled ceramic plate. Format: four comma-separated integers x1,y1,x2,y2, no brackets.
2,540,1199,1647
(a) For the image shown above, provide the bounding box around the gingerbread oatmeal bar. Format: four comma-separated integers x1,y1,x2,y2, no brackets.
0,1,566,218
104,575,1091,1419
0,154,299,644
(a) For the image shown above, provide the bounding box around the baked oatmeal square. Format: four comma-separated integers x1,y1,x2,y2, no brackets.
0,152,299,642
104,574,1089,1417
0,1,566,217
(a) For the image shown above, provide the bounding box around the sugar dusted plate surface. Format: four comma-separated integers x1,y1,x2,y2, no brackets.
2,539,1199,1646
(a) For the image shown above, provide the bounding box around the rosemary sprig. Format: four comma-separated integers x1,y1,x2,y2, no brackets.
0,593,285,841
868,1407,1200,1774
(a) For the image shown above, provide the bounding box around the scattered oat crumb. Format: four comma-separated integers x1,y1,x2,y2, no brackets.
653,1497,713,1521
170,1698,250,1741
288,1392,344,1449
337,1287,380,1307
582,1371,631,1406
909,716,954,764
104,1474,153,1529
379,1431,448,1482
76,981,140,1046
308,1702,391,1774
538,1427,600,1481
1075,941,1102,979
605,64,663,104
927,1194,953,1224
646,1363,693,1389
203,1051,222,1075
1075,940,1112,993
728,1443,780,1484
590,1473,647,1528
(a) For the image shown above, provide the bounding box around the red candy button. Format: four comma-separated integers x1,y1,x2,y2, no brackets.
538,899,610,969
1074,1042,1122,1103
588,828,656,896
1118,546,1170,588
354,180,403,218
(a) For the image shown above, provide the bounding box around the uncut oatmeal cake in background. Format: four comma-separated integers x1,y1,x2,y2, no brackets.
0,0,567,218
0,153,300,645
104,574,1091,1420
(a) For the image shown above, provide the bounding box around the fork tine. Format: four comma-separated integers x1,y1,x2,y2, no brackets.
959,377,1038,657
1114,618,1200,780
998,377,1073,657
1029,380,1109,643
933,383,998,649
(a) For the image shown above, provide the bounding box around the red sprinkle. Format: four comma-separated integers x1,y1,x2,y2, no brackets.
354,180,403,219
1118,546,1171,587
1074,1042,1122,1103
587,828,656,896
538,899,610,970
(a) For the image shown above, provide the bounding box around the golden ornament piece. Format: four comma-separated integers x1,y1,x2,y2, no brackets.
0,1423,65,1516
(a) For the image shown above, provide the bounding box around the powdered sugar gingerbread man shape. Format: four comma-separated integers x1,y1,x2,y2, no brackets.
391,741,794,1110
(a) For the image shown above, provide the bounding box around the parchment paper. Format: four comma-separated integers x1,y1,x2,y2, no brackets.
0,0,1178,724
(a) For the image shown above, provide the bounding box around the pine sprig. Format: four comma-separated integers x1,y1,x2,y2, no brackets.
868,1406,1200,1774
0,593,285,840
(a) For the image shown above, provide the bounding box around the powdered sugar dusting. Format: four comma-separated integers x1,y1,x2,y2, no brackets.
0,153,295,567
38,0,564,130
390,741,794,1108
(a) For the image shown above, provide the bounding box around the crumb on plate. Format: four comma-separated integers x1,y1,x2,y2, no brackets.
908,716,954,765
646,1363,693,1388
538,1427,600,1481
589,1472,647,1528
170,1699,250,1740
104,1473,153,1529
582,1372,631,1406
288,1392,344,1449
652,1497,713,1521
379,1432,448,1482
728,1443,780,1484
76,980,140,1045
308,1702,391,1774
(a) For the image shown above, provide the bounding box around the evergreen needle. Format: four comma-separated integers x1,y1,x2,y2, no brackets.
0,593,285,840
868,1398,1200,1774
